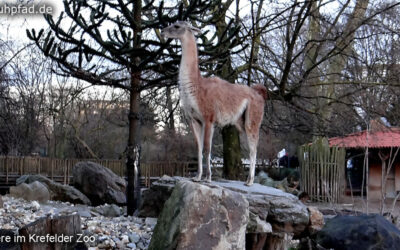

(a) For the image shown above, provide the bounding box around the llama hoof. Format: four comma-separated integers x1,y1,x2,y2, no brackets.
244,181,254,186
192,176,201,182
205,177,211,183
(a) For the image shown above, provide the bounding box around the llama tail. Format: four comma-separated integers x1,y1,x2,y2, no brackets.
251,84,268,100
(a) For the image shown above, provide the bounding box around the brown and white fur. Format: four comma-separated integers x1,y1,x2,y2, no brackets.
161,21,267,186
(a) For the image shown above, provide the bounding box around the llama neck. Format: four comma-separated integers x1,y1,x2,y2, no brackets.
179,34,200,86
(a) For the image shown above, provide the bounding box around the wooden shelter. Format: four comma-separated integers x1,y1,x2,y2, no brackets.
329,121,400,201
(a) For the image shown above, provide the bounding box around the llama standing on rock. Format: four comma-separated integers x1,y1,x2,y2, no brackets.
161,21,267,186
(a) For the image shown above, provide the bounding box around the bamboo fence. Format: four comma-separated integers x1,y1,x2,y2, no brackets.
299,137,346,203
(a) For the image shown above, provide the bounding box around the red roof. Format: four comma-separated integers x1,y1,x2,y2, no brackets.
329,128,400,148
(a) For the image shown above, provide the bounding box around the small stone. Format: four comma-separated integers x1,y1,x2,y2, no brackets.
121,235,129,244
115,240,125,249
142,233,151,240
98,235,108,242
127,242,136,249
137,242,145,249
87,220,98,227
129,232,140,243
97,242,108,249
109,239,116,248
31,201,40,211
144,217,157,228
94,227,103,234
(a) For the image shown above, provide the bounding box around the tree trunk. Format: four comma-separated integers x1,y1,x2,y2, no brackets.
319,0,370,133
222,125,243,180
126,74,141,215
166,86,175,133
214,1,243,180
126,0,142,216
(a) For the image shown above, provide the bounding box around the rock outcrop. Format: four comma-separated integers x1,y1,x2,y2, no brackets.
16,175,91,205
72,161,126,206
140,176,310,236
148,180,249,250
10,181,50,203
143,176,316,250
314,214,400,250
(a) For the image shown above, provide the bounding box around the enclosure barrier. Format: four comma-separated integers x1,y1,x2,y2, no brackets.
0,156,193,188
299,137,346,203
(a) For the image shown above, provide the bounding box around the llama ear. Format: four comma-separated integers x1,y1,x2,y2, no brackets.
190,26,201,35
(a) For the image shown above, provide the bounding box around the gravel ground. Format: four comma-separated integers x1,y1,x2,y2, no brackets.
0,195,155,249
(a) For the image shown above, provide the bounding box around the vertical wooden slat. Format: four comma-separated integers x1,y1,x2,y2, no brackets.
5,156,8,184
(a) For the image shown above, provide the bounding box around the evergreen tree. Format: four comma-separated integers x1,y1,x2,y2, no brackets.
27,0,241,214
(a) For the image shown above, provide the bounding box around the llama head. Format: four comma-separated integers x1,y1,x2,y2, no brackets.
161,21,201,40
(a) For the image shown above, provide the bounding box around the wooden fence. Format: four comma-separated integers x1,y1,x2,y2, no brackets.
0,156,193,188
299,137,346,203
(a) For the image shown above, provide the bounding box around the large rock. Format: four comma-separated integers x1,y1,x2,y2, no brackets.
17,175,91,205
138,175,176,217
10,181,50,202
148,180,249,250
140,176,310,236
72,161,126,206
315,214,400,250
0,195,3,208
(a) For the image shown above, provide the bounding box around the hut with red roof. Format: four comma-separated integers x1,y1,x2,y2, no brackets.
329,120,400,200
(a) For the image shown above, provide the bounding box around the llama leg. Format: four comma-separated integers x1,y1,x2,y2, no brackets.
203,122,214,183
191,119,204,182
245,133,258,186
244,103,263,186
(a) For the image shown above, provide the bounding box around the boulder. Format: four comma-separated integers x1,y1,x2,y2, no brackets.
16,175,91,205
140,176,310,236
0,195,3,208
72,161,126,206
138,175,176,217
148,180,249,250
92,204,123,217
10,181,50,202
0,229,20,250
315,214,400,250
